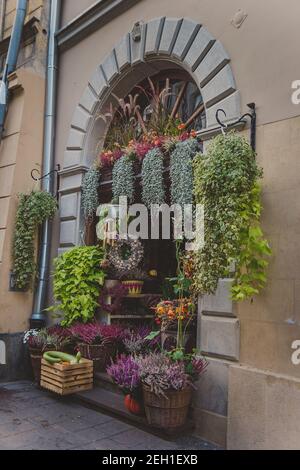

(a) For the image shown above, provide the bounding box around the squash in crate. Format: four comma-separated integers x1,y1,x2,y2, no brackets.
40,351,93,395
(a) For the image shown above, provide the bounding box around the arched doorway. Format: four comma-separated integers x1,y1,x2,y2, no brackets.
58,16,240,251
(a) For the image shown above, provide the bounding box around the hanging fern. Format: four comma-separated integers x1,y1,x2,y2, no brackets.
170,138,199,207
12,191,57,290
192,132,271,301
112,155,134,203
81,166,100,220
141,147,165,207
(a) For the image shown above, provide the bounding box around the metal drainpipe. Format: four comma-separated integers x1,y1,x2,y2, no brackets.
30,0,61,328
0,0,27,142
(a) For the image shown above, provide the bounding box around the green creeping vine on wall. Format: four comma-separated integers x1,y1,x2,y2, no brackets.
12,191,57,291
49,245,105,327
141,147,165,207
192,132,271,301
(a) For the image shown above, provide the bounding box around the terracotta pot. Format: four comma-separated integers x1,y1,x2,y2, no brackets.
78,341,116,372
122,280,144,296
142,384,192,429
124,394,143,415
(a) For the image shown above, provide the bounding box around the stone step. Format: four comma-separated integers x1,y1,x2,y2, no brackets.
94,371,123,396
76,384,194,439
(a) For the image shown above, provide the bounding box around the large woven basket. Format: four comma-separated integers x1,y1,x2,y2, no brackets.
142,384,192,429
78,341,116,372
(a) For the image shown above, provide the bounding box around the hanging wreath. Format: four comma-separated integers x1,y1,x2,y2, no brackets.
107,239,144,274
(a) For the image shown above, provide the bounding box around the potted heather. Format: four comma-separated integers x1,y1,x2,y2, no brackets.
23,328,70,383
68,322,123,371
136,351,208,429
107,355,142,415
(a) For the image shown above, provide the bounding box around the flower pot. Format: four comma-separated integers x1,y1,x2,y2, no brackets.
124,394,143,415
142,384,192,429
122,280,144,296
78,341,116,372
104,279,120,290
29,347,43,383
29,347,52,383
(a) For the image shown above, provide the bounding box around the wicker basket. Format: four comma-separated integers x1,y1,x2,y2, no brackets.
142,384,192,429
78,341,116,372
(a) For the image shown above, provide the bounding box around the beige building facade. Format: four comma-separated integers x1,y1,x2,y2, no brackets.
1,0,300,450
0,0,50,379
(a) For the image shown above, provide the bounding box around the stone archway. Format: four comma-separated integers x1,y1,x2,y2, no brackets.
58,17,241,251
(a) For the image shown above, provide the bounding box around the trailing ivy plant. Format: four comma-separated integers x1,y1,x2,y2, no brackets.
49,246,105,327
170,138,199,207
141,147,165,207
81,166,100,220
112,155,134,203
192,132,271,301
12,191,57,290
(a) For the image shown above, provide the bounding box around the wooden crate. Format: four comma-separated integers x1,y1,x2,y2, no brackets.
40,358,93,396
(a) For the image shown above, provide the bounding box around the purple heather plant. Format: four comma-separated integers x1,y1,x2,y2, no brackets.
136,352,191,397
122,325,160,354
107,355,140,394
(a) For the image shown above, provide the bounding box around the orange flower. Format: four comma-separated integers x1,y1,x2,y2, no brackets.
177,123,185,131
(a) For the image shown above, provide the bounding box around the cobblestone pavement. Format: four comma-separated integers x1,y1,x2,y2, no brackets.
0,381,220,450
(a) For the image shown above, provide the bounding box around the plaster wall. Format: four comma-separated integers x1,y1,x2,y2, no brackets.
0,69,46,334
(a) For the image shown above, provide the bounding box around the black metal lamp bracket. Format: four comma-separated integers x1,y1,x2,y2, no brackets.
30,164,61,200
215,102,256,151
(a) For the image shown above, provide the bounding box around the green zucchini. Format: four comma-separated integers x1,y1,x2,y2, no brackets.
43,351,82,365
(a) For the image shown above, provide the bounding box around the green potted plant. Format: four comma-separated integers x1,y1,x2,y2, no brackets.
49,245,106,326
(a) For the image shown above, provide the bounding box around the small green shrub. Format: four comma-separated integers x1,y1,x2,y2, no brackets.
50,246,105,326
